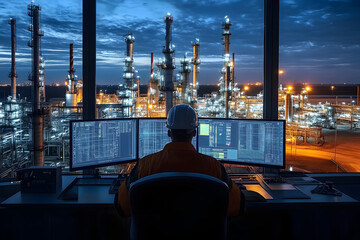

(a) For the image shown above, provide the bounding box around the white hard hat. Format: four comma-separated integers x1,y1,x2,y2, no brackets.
166,104,198,129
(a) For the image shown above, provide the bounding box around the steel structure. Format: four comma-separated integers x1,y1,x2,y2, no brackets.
162,13,175,115
178,53,191,104
119,33,139,117
219,16,233,117
8,18,17,100
66,44,78,107
191,39,200,108
28,2,44,166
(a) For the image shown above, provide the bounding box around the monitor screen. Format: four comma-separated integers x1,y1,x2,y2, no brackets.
198,119,285,167
70,119,137,170
138,118,197,158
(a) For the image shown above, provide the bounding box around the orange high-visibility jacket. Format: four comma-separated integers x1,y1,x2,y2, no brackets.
118,142,242,216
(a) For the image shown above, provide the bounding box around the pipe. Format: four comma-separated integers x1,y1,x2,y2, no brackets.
9,18,17,100
162,13,175,115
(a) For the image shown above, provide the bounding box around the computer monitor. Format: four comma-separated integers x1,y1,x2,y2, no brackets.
198,118,285,168
70,119,137,170
138,118,197,158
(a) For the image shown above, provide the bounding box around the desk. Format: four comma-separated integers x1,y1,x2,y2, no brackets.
1,174,360,240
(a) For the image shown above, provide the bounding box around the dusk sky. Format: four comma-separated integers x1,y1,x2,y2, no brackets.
0,0,359,85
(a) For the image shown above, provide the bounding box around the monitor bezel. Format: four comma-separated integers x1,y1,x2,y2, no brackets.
69,118,139,171
198,118,286,169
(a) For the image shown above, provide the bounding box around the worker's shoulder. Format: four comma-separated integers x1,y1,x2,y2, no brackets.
197,152,221,164
138,151,163,163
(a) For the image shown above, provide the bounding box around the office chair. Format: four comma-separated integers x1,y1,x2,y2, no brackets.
129,172,229,240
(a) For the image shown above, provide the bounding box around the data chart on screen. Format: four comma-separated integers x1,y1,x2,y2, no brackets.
138,118,197,158
198,119,284,167
71,119,137,169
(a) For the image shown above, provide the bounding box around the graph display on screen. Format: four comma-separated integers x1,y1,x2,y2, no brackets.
71,119,137,169
198,119,284,167
138,118,197,158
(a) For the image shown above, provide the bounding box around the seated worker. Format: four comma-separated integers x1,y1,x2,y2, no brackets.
117,104,242,216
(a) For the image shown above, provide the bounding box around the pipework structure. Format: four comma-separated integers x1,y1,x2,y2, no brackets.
219,16,233,118
28,2,44,166
148,52,160,112
162,13,176,115
191,38,201,108
179,53,191,104
66,43,78,107
119,33,139,117
8,18,17,100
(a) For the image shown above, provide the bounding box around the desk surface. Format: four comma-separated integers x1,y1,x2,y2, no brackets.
1,173,359,207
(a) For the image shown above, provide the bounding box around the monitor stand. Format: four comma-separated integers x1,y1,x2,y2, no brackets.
83,168,101,178
262,167,280,177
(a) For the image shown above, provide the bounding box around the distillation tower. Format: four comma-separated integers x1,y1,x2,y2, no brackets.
148,53,160,109
178,53,191,104
220,16,233,118
28,2,44,166
162,13,176,114
119,33,139,117
191,38,201,108
66,43,78,107
9,18,17,100
4,18,21,128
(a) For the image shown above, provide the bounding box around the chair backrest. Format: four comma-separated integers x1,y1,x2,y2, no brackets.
129,172,229,240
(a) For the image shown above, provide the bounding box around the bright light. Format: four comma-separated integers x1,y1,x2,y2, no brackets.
244,86,249,91
305,86,311,92
288,86,293,91
331,86,335,90
279,69,284,75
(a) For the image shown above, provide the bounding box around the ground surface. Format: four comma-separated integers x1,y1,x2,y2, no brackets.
286,125,360,173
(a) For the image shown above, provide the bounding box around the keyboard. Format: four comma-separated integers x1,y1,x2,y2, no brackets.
261,176,286,184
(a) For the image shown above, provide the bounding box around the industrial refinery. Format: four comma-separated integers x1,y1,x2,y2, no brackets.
1,3,360,177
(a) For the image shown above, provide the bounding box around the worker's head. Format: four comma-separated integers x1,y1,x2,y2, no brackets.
166,104,198,142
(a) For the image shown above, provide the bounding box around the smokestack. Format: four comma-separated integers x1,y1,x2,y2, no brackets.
162,13,175,115
192,38,200,107
8,18,17,100
357,85,360,106
28,3,44,166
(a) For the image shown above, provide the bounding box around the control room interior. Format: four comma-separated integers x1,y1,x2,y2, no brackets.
1,1,360,240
